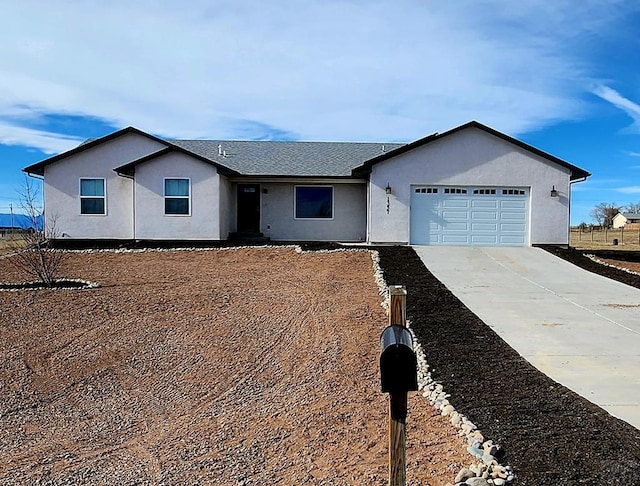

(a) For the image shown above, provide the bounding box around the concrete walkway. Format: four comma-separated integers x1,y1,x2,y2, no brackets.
413,246,640,430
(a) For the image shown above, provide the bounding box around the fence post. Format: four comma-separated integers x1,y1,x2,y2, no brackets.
389,285,407,486
621,226,624,244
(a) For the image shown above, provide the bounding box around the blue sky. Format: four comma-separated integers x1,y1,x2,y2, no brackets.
1,0,639,225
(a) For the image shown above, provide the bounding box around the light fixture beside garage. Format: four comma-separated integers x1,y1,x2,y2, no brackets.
385,182,392,214
550,185,558,197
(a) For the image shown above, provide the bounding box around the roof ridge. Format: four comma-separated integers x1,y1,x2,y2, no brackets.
170,139,404,144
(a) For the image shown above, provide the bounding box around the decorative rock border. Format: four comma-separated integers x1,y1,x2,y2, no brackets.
371,251,515,486
0,278,100,291
26,244,367,255
411,325,515,486
585,254,640,277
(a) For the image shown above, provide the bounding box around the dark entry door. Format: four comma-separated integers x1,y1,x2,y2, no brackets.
237,184,261,233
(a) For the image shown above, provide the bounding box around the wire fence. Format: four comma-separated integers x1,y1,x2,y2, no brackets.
570,226,640,246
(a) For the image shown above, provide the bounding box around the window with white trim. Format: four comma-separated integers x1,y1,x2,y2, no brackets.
80,178,105,214
295,186,333,219
164,178,190,215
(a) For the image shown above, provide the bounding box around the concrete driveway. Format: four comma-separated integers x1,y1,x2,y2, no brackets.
413,246,640,430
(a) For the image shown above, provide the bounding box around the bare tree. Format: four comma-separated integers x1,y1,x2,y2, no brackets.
626,202,640,214
590,202,621,228
6,177,66,287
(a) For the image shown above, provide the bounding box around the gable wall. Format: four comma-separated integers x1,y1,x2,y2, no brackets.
134,152,221,240
43,133,166,239
369,127,572,244
613,214,628,229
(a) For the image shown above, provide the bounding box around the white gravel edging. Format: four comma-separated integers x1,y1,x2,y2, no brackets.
0,278,99,291
370,250,515,486
585,254,640,277
20,244,373,255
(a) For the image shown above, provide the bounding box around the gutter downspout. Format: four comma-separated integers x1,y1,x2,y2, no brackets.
25,172,45,232
568,176,589,247
132,178,136,241
366,180,371,243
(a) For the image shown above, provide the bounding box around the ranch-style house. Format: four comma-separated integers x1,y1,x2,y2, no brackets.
23,121,590,246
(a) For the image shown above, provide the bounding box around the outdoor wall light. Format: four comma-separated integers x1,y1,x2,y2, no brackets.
550,185,558,197
385,182,392,195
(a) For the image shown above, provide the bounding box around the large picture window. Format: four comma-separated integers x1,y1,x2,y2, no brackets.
295,186,333,219
80,178,105,215
164,178,190,215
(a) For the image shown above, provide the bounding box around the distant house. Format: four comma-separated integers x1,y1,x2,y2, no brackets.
23,121,590,246
612,212,640,229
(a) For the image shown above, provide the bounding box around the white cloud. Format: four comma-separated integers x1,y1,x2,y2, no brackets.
617,186,640,194
0,0,637,151
0,124,83,154
592,85,640,131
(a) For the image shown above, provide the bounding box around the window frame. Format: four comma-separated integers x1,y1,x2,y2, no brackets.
502,188,526,196
79,178,106,215
163,177,191,216
443,187,468,194
294,185,334,220
414,187,438,194
473,188,497,195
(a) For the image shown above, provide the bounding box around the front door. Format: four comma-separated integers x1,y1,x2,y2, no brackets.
237,184,261,233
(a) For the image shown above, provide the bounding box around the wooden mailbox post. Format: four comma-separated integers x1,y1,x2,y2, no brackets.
380,285,418,486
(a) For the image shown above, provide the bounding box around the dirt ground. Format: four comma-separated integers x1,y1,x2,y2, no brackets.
3,244,640,486
542,247,640,288
0,248,470,485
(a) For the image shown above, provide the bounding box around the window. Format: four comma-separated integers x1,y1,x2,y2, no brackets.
502,189,525,196
295,186,333,219
80,178,105,214
473,189,496,195
164,178,190,215
415,187,438,194
444,187,467,194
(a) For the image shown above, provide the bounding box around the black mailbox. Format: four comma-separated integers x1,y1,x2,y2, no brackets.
380,325,418,393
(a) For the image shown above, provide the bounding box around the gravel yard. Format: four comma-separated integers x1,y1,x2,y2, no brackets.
3,244,640,485
0,248,469,485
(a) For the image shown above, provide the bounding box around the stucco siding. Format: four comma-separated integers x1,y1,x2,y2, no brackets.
258,182,367,241
369,127,572,245
219,176,232,239
134,153,221,240
43,132,165,239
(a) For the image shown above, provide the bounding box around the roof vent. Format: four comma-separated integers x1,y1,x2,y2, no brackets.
382,145,386,152
218,144,223,156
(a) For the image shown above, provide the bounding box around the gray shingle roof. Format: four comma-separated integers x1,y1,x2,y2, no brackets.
24,122,590,181
170,140,404,177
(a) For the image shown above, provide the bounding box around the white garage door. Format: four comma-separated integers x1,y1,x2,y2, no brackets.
410,186,529,246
